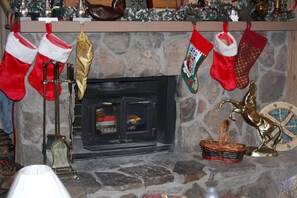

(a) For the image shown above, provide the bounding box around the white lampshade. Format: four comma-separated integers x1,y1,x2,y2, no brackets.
7,164,71,198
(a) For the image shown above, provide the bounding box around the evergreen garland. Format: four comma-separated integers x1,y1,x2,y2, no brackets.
8,0,296,21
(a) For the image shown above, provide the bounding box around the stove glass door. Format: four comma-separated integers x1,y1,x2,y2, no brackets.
124,97,155,141
96,105,117,134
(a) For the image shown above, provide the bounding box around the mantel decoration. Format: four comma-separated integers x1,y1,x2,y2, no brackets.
4,0,296,22
84,0,125,21
219,81,284,157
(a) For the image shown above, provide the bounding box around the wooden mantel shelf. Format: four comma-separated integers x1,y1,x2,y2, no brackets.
20,20,297,33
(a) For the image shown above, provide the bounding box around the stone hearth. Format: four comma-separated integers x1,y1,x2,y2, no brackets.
61,150,297,198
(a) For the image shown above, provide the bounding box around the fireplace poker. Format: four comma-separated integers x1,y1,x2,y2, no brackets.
66,63,75,161
53,60,61,137
42,62,48,164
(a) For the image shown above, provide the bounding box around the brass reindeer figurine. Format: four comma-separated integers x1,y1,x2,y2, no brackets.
219,81,283,157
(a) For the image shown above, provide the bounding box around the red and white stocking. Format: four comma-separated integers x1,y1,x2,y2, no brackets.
28,23,72,101
0,23,37,101
210,22,238,91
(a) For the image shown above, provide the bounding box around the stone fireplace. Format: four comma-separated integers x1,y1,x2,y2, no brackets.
14,31,289,164
4,28,297,198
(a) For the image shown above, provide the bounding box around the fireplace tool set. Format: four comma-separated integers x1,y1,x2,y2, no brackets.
42,60,78,179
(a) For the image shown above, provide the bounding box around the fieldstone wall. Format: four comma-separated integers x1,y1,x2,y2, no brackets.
14,30,288,167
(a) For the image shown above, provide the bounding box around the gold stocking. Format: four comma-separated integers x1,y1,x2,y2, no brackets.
75,28,94,100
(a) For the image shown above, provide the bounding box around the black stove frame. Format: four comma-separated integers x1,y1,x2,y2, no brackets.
73,76,176,158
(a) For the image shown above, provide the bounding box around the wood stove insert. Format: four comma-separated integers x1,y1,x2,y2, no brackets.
73,76,176,159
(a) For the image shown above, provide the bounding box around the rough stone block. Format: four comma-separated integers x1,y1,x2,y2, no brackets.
173,160,206,183
95,172,143,191
119,164,174,186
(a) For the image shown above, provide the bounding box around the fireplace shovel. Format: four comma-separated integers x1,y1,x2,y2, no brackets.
42,62,65,163
42,60,78,180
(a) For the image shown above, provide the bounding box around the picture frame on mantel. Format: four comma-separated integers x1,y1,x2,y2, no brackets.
124,0,153,9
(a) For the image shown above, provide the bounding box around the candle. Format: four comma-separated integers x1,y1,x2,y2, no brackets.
274,0,281,14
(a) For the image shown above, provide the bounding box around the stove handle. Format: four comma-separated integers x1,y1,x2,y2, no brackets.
102,101,121,106
127,100,151,105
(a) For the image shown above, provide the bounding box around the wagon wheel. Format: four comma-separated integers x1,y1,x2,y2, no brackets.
259,102,297,151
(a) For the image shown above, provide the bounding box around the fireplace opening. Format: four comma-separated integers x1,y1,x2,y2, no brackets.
72,76,177,159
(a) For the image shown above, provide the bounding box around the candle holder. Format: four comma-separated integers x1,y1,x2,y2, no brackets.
73,0,91,23
19,0,28,17
44,0,52,17
38,0,59,22
77,0,86,18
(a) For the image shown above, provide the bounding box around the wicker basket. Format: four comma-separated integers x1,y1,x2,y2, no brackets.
199,120,247,163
